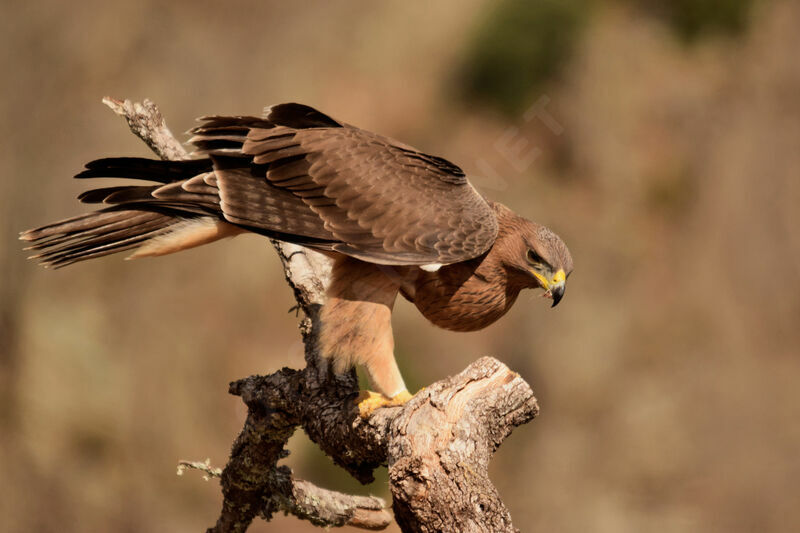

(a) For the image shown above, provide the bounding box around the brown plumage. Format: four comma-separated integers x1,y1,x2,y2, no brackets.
20,103,573,411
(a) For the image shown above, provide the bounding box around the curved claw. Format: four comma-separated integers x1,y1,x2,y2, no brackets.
356,390,413,418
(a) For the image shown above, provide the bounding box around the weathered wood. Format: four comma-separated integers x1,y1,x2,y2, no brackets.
106,97,539,532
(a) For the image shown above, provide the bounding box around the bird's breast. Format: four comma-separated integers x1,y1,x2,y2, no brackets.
411,265,519,332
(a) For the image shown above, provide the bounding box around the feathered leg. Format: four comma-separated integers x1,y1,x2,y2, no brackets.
319,257,412,414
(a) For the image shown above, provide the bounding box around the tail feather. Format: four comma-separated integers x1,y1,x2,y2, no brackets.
20,210,151,242
37,231,164,269
21,150,253,268
22,211,156,250
29,216,171,260
47,233,169,268
20,209,186,268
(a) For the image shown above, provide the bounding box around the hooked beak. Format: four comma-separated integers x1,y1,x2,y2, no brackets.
533,269,566,308
549,281,565,307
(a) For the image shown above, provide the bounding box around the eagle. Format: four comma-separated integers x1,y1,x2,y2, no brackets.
20,103,573,414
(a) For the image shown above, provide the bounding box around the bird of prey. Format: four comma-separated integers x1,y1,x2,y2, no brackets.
21,103,573,414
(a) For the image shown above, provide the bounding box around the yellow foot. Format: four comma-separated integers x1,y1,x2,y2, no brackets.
356,390,413,418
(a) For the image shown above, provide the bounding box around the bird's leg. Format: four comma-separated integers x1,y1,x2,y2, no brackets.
355,344,413,417
319,258,415,417
320,294,413,416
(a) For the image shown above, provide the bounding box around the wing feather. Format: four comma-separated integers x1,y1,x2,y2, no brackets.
190,104,497,264
31,103,497,268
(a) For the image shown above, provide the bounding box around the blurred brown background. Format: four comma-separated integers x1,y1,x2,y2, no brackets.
2,1,799,531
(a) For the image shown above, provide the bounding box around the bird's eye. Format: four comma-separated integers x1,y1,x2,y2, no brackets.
526,249,543,266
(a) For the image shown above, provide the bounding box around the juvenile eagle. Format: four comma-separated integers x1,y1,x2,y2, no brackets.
21,103,573,414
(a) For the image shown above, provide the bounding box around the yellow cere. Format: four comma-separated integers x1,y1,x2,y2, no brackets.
530,268,566,289
530,270,550,289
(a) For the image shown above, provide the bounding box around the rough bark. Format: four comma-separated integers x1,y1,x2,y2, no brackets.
104,97,540,532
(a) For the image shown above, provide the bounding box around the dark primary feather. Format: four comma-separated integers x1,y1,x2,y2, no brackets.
261,102,344,128
23,102,499,268
76,157,212,183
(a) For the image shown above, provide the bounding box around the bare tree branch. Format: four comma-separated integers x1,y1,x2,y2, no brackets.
104,97,539,533
177,459,222,480
102,97,189,161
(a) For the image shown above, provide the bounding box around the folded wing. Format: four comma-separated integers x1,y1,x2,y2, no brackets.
23,103,499,267
195,103,499,265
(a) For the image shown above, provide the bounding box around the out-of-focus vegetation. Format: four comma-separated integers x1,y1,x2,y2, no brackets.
455,0,755,115
454,0,591,115
2,1,799,532
637,0,755,42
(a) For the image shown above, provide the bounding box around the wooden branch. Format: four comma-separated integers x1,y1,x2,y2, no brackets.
104,97,540,533
388,358,538,532
102,97,189,161
177,459,223,480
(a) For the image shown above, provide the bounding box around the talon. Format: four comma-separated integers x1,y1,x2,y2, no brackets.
356,389,413,418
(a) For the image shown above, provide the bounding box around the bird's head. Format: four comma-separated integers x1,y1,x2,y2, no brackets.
497,211,573,307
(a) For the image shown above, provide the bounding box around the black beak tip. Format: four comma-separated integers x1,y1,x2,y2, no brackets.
551,286,565,308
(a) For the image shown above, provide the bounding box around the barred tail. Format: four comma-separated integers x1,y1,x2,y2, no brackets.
19,208,192,268
20,156,229,268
